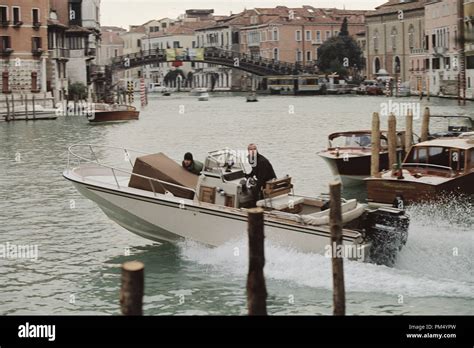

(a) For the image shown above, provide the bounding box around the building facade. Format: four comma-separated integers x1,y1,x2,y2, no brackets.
1,0,49,94
366,0,428,83
465,0,474,99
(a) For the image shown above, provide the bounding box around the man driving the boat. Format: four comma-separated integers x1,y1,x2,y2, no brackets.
246,144,277,202
182,152,203,175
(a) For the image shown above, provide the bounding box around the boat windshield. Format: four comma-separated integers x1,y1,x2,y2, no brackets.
330,134,388,149
406,146,466,171
204,148,246,180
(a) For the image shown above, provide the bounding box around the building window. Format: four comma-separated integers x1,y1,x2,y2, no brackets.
273,48,279,61
445,57,450,69
373,30,379,51
250,15,258,25
162,23,167,29
305,30,311,41
326,31,331,40
316,31,321,43
32,8,40,25
0,6,8,24
306,51,311,61
296,30,302,41
272,28,279,41
0,36,12,50
173,41,180,48
114,49,118,57
12,7,21,25
68,36,83,50
408,25,415,49
391,27,397,51
296,50,302,62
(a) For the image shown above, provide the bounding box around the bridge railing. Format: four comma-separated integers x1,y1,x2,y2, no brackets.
109,47,318,75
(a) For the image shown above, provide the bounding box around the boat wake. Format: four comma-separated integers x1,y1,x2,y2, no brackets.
179,199,473,299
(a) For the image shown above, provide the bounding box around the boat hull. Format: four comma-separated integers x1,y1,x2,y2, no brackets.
320,152,393,186
66,175,369,259
366,173,474,205
88,110,139,123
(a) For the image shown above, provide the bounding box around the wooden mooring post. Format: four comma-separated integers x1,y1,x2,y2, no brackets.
388,113,397,174
32,96,36,120
405,109,413,154
371,112,380,178
5,96,10,122
25,96,29,120
247,208,267,316
421,107,430,142
329,182,345,316
120,261,144,316
11,94,15,120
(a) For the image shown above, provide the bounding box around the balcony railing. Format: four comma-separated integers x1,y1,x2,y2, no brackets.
33,22,41,30
311,39,323,45
50,47,70,59
410,48,428,55
0,48,13,56
32,48,44,56
433,46,448,56
13,21,23,28
0,20,10,27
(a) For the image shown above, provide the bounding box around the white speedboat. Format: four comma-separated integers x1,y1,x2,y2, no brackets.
63,146,409,266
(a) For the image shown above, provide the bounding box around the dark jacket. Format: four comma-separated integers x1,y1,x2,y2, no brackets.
248,153,276,192
183,160,203,175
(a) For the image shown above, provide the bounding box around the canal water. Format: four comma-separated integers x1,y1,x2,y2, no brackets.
0,94,472,315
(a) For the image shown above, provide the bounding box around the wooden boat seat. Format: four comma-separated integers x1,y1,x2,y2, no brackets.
263,176,293,198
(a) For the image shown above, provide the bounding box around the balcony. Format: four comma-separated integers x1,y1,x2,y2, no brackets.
32,48,44,57
311,39,323,45
0,48,13,56
13,21,23,28
0,20,10,28
433,46,447,56
33,22,41,30
50,47,70,60
411,48,428,55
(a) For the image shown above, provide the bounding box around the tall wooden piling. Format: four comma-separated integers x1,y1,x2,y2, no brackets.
120,261,144,316
5,96,10,122
371,112,381,178
11,94,15,120
421,107,430,142
405,109,413,154
25,96,29,120
32,96,36,120
388,113,397,174
247,208,267,316
329,181,345,316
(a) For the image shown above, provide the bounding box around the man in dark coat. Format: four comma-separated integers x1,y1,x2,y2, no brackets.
247,144,277,202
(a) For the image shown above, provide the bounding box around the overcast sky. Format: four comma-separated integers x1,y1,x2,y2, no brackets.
101,0,387,28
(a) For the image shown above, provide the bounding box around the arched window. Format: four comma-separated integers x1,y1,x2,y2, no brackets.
408,25,415,49
391,27,398,51
374,57,381,74
394,56,401,74
272,27,279,41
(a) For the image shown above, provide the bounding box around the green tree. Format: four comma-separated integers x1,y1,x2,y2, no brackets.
68,82,88,101
317,18,365,77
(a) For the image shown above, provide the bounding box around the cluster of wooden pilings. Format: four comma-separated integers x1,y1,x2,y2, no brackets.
370,107,431,178
119,182,347,316
1,94,56,122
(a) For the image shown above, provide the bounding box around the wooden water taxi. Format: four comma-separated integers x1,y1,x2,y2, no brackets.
88,104,139,123
366,134,474,207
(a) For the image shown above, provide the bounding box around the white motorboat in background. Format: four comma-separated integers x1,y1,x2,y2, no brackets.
190,87,208,96
197,92,209,101
63,145,409,266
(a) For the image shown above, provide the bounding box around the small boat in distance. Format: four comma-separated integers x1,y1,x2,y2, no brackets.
366,133,474,207
428,115,473,139
64,146,409,266
190,87,208,96
88,104,139,123
318,131,406,186
247,93,258,102
197,91,209,101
